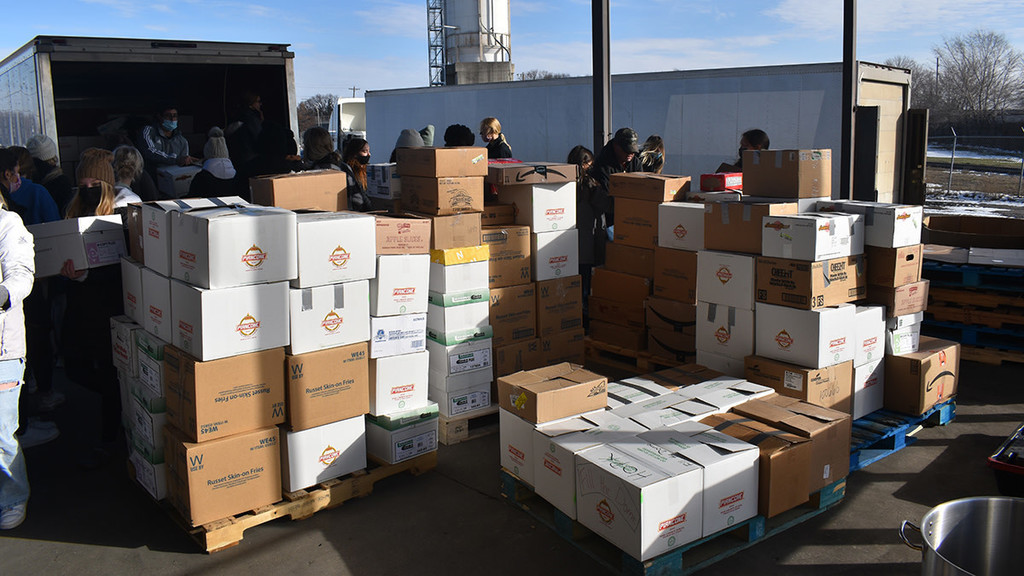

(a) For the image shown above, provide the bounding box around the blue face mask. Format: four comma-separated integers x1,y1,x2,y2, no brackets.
162,119,178,132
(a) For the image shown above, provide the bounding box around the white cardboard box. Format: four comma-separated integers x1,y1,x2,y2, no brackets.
367,163,402,199
135,329,168,399
497,181,577,232
110,315,141,377
141,267,172,341
532,230,579,282
365,402,438,464
685,190,741,203
696,301,755,360
658,202,705,251
170,280,290,361
28,215,125,278
853,358,884,420
126,394,167,459
428,367,493,395
886,312,924,331
288,281,370,355
816,200,923,248
370,314,427,359
368,350,429,415
886,324,921,355
171,205,297,289
742,196,820,213
755,303,857,368
426,337,492,379
427,301,490,341
429,382,492,418
761,213,864,261
696,251,756,310
500,408,538,485
429,260,490,294
606,379,673,409
281,415,366,492
121,257,144,324
695,349,745,378
369,254,430,316
854,305,886,367
155,165,201,198
293,211,377,288
129,449,167,500
141,197,246,276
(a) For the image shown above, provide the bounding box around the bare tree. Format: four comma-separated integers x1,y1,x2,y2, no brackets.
297,93,339,133
933,29,1024,123
516,69,570,81
884,55,941,112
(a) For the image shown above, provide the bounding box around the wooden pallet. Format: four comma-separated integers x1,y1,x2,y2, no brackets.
926,302,1024,330
438,404,499,446
929,286,1024,309
960,345,1024,366
849,399,956,473
500,469,845,576
173,451,437,553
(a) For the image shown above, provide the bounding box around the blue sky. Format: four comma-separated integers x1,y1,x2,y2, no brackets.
3,0,1024,102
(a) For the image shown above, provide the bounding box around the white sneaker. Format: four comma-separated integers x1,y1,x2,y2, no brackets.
37,390,65,411
0,502,27,530
18,424,59,449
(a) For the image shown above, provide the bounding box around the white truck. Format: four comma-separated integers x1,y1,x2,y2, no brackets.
328,97,367,150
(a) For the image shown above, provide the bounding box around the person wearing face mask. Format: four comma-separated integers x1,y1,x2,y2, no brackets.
479,117,513,159
339,138,373,212
138,104,199,176
639,134,665,174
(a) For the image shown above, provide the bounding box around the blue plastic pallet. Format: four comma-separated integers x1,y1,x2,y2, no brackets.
922,261,1024,293
921,320,1024,352
849,399,957,473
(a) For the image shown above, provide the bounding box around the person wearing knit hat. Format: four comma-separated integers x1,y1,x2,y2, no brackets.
25,135,57,164
388,128,424,162
24,135,73,215
301,127,342,171
189,127,242,198
67,148,117,217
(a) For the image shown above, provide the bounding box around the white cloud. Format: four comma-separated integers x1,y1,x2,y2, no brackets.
80,0,146,18
355,1,425,40
292,50,426,101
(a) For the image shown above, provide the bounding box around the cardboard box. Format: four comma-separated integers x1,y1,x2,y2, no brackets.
761,213,864,262
742,149,831,198
700,412,811,517
135,330,169,398
539,328,587,366
486,162,575,186
604,243,655,278
854,306,885,367
111,316,141,376
429,382,492,418
754,255,866,310
589,296,645,329
155,165,202,198
369,254,430,317
696,251,755,309
696,349,745,378
887,312,924,331
141,267,173,341
733,395,851,492
699,172,742,192
494,339,542,378
366,163,401,199
126,393,167,462
121,257,144,324
613,198,661,249
427,299,490,344
400,176,484,215
591,267,653,305
140,197,248,277
886,323,921,355
495,181,576,232
865,244,923,287
419,212,482,250
429,245,490,293
288,281,370,356
171,205,297,289
293,211,376,288
816,200,923,248
696,302,755,360
535,276,583,336
923,214,1024,250
489,284,537,347
532,230,579,282
396,146,489,178
867,280,929,318
606,379,672,409
281,415,366,492
170,280,290,362
369,313,427,359
28,215,126,278
608,172,691,201
129,449,167,501
285,343,369,431
645,297,696,334
163,346,286,442
658,202,705,251
622,363,725,392
853,358,884,420
654,247,699,304
704,201,799,254
744,356,853,414
500,408,537,484
480,203,516,226
590,319,646,351
368,350,429,415
884,336,959,415
426,338,492,385
497,363,607,424
125,204,144,264
743,196,822,213
365,402,439,464
482,225,532,288
647,329,696,363
373,214,432,255
164,425,281,527
754,303,857,369
685,190,742,203
250,170,348,211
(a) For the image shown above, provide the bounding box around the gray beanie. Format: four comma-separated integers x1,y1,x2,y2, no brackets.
203,127,230,159
26,134,58,161
395,128,424,149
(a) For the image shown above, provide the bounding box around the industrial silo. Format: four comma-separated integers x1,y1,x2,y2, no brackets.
436,0,514,85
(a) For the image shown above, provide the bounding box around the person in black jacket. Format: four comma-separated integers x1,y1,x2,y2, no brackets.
25,134,74,216
189,127,244,198
585,127,641,262
339,138,373,212
479,117,512,159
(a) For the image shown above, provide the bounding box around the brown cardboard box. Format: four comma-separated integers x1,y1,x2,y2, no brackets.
486,162,575,185
744,355,854,414
867,280,930,317
536,276,583,336
250,170,348,211
481,204,517,226
647,328,695,363
285,342,369,432
755,255,867,309
705,201,800,254
489,284,537,347
539,328,586,365
402,211,481,250
636,363,724,390
483,225,532,288
604,243,655,278
591,267,653,305
609,173,691,201
742,150,832,198
865,244,923,287
125,204,145,264
884,336,959,415
589,296,645,329
163,346,286,442
653,247,698,304
613,198,661,249
374,214,432,254
701,413,812,517
399,176,484,215
733,396,851,493
494,338,542,378
590,319,645,351
496,362,607,423
923,214,1024,249
396,146,489,178
645,296,697,333
164,425,282,527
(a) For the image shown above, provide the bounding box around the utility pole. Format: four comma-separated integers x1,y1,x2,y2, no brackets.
592,0,611,153
349,86,360,98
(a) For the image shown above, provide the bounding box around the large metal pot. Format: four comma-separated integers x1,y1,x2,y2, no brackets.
900,497,1024,575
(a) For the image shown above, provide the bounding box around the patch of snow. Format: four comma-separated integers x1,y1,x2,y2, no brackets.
928,146,1023,162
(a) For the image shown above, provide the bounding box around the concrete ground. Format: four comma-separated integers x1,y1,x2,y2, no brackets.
2,358,1021,576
